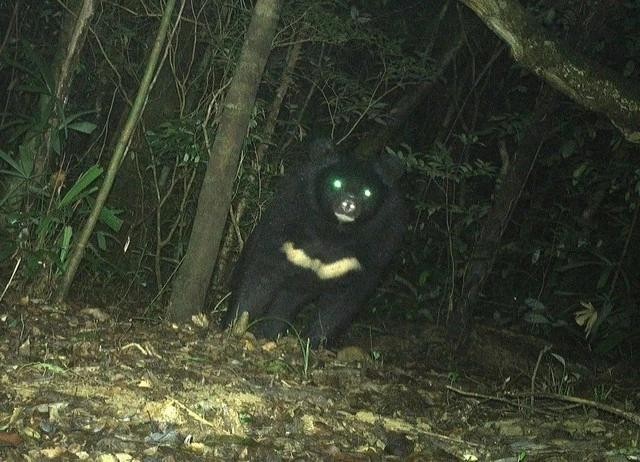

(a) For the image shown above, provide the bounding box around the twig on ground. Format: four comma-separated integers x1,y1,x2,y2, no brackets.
0,257,21,304
531,345,552,407
447,385,640,426
506,391,640,426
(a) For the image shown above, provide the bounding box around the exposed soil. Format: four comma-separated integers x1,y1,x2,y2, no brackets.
1,297,639,461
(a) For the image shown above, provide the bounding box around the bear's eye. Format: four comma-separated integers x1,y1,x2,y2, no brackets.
363,188,372,198
331,178,343,190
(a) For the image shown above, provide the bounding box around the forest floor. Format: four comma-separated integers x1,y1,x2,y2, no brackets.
1,296,639,461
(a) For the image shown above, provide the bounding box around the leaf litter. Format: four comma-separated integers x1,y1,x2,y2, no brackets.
1,298,639,461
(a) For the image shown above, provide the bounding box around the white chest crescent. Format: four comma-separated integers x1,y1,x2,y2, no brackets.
281,241,362,280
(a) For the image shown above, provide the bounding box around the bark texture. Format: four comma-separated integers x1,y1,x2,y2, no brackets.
212,39,302,289
40,0,95,174
461,0,640,143
167,0,282,322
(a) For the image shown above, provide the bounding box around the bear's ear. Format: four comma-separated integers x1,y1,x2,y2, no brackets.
374,154,405,185
307,138,336,161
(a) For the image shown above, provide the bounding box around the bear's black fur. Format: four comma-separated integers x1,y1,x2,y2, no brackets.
223,143,407,346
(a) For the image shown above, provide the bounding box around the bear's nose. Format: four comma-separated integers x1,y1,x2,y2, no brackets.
340,197,356,214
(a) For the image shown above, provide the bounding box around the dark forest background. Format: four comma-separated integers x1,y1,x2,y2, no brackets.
0,0,639,359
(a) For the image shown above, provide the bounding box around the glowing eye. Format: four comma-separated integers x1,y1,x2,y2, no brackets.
332,179,343,190
363,188,372,198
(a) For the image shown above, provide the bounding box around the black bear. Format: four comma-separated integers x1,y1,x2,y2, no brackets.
223,142,407,346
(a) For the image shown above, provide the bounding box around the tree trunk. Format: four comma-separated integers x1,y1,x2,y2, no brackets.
55,0,178,302
15,0,95,297
460,0,640,143
35,0,95,178
354,5,465,158
446,87,557,353
1,0,95,218
166,0,282,322
212,39,302,290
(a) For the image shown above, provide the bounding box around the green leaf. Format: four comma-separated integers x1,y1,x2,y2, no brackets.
524,312,549,324
572,163,588,179
51,130,61,155
60,225,73,264
596,267,611,290
560,139,577,158
97,231,107,251
99,207,123,232
0,170,23,178
58,165,103,209
67,121,97,134
36,215,57,245
18,144,34,178
0,149,24,175
524,298,546,311
63,110,95,124
31,363,66,374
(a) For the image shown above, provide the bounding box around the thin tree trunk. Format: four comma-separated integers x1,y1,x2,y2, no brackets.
167,0,282,322
354,8,465,157
460,0,640,143
36,0,95,178
55,0,178,302
447,87,557,353
212,39,302,290
1,0,94,219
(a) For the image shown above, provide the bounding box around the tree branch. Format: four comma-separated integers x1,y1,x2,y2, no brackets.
461,0,640,143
